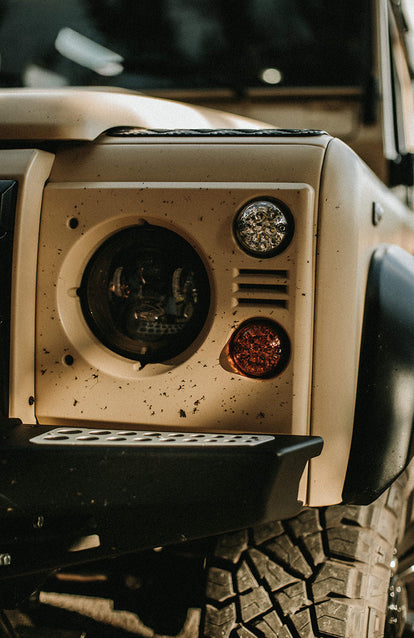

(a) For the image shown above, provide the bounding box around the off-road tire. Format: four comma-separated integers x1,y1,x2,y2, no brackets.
202,477,407,638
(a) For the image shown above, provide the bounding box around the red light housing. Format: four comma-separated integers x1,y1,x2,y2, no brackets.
229,318,290,379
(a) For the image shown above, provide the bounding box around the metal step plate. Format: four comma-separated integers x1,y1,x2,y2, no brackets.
30,428,274,447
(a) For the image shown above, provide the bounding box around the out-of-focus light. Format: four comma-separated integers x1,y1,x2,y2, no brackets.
55,28,124,77
261,67,283,85
96,62,124,77
23,64,68,88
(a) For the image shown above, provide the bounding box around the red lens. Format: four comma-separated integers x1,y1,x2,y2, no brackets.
229,319,290,378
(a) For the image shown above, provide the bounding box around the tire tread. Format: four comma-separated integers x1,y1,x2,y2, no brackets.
202,480,407,638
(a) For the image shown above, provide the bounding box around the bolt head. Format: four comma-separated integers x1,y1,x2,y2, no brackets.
373,202,384,226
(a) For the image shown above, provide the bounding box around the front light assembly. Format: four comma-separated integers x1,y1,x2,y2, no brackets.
234,198,294,258
79,224,210,365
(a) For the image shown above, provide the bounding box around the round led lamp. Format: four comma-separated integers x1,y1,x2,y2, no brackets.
229,318,290,379
79,225,210,364
234,199,294,257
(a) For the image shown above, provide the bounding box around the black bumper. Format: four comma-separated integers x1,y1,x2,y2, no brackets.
0,422,322,580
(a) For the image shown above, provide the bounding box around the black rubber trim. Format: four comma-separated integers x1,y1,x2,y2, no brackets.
0,422,322,579
343,245,414,504
0,181,17,418
106,127,328,138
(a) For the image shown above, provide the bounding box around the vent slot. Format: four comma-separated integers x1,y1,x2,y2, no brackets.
238,283,287,294
234,269,289,309
239,269,288,278
237,298,287,308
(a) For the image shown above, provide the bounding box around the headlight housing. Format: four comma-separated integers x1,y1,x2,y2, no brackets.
229,318,290,378
79,225,210,365
234,198,294,258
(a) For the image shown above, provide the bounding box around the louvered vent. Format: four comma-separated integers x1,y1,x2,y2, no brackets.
233,269,289,309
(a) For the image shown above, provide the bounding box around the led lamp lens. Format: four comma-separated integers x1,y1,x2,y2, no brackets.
235,199,293,257
80,225,210,364
229,319,290,378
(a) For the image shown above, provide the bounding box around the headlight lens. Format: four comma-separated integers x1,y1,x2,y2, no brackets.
79,225,210,365
234,199,294,257
229,318,290,378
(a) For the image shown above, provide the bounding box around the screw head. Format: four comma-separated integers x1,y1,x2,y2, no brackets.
373,202,384,226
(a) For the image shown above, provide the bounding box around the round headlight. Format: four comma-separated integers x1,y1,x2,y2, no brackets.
229,318,290,378
79,225,210,365
234,199,294,257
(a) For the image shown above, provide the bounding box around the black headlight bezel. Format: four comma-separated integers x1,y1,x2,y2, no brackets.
78,224,211,365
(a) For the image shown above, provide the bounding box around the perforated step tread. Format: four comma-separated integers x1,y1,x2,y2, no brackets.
30,427,275,447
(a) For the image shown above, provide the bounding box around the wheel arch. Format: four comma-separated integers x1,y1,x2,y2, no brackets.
343,244,414,504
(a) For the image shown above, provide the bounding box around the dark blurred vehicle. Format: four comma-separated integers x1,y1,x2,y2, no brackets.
0,2,413,638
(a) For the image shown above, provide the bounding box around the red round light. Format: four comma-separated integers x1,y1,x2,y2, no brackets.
229,319,290,378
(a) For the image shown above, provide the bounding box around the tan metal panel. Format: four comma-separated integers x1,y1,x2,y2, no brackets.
309,138,414,505
36,178,315,435
0,150,54,424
